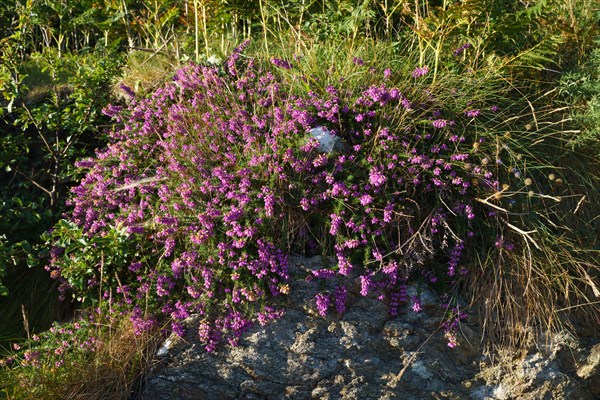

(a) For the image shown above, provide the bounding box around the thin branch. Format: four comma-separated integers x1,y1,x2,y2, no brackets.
19,99,58,162
505,221,541,250
14,169,54,197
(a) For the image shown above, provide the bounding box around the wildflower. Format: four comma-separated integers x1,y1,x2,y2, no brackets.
447,241,464,276
315,293,331,317
369,167,387,187
446,332,458,348
411,296,422,313
388,291,401,316
270,57,293,70
465,109,481,118
353,57,364,66
23,350,41,367
383,68,392,79
334,285,347,314
102,104,123,117
360,274,373,296
412,66,429,78
453,43,472,57
329,214,343,236
432,119,448,128
359,194,373,206
311,269,336,279
119,84,136,99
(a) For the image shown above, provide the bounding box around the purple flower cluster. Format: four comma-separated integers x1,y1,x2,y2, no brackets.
315,293,331,317
412,66,429,78
465,108,481,118
443,307,468,348
53,48,305,350
271,57,293,70
1,318,102,370
453,43,472,57
50,43,525,351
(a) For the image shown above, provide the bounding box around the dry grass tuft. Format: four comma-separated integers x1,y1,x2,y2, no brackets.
63,320,163,400
467,226,600,351
115,50,181,99
1,317,164,400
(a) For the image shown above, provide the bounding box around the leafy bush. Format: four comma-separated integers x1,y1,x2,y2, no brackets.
0,46,124,270
0,44,124,345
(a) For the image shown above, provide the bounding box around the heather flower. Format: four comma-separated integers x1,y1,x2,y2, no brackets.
360,274,373,296
23,350,41,368
446,331,458,348
329,214,343,235
411,296,422,313
359,194,373,206
369,167,387,187
119,84,136,99
453,43,472,56
338,257,353,276
270,57,293,70
46,44,539,355
411,66,429,78
432,119,448,129
352,57,364,66
388,291,401,316
447,240,464,277
315,293,331,317
465,109,481,118
102,104,123,117
311,269,336,279
334,285,347,314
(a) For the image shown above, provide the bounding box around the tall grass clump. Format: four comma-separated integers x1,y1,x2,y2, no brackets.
35,37,600,356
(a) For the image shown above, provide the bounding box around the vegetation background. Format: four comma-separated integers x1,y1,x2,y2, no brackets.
0,0,598,398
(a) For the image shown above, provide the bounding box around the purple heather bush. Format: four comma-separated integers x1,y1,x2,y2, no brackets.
46,41,575,351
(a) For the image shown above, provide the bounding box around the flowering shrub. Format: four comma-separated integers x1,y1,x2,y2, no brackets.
47,41,599,351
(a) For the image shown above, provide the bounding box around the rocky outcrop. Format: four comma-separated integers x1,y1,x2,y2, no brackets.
139,256,600,399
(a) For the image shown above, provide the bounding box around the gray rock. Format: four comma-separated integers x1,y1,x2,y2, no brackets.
139,256,599,400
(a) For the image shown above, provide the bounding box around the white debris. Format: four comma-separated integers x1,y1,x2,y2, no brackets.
156,336,175,357
309,126,345,153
